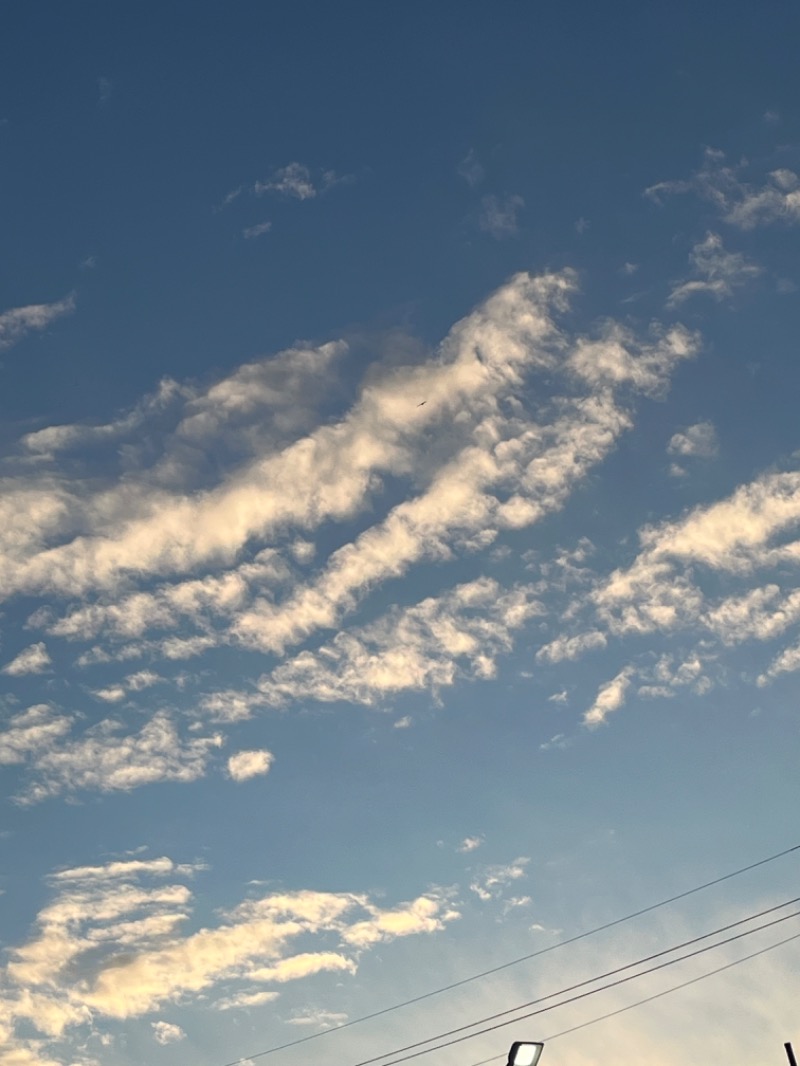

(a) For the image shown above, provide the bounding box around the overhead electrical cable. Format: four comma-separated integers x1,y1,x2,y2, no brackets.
348,897,800,1066
463,930,800,1066
218,842,799,1066
362,907,800,1066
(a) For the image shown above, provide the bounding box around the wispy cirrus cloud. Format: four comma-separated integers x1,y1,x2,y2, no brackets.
583,666,634,726
0,293,75,351
2,642,52,676
458,835,484,853
3,708,223,805
0,705,72,766
521,463,800,730
4,272,693,627
667,421,718,459
645,147,800,229
667,232,762,307
667,420,719,477
0,269,701,803
242,220,272,239
239,578,544,709
537,630,607,663
479,193,524,238
286,1008,348,1028
457,149,484,188
222,162,353,211
255,162,337,199
0,857,458,1059
469,856,530,901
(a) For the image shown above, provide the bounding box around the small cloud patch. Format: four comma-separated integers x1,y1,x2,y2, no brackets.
458,835,484,853
3,642,52,676
152,1021,185,1045
479,194,524,238
243,221,272,240
668,421,718,459
227,749,274,782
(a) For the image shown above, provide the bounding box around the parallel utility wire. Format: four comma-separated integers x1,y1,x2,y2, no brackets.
463,929,800,1066
219,842,799,1066
371,909,800,1066
352,902,800,1066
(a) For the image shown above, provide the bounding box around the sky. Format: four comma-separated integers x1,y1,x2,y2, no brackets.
1,3,800,1065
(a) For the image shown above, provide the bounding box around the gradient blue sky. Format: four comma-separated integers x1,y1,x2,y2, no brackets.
2,4,800,1065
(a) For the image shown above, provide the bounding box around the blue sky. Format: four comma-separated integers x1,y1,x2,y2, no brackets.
2,3,800,1065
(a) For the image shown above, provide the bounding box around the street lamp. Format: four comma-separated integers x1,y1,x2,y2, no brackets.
507,1042,544,1066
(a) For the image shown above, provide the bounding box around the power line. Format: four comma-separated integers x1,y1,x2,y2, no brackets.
544,930,800,1041
349,897,800,1066
463,930,800,1066
367,907,800,1066
218,842,799,1066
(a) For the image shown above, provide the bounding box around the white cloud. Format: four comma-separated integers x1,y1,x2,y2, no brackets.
255,162,318,199
91,685,127,703
0,294,74,351
0,706,72,766
222,164,352,212
151,1021,185,1045
247,579,543,708
243,221,272,239
2,269,695,696
227,353,672,661
502,895,532,913
583,667,634,727
51,857,203,883
2,643,51,676
457,836,484,853
215,988,280,1011
539,732,570,751
0,269,706,779
341,895,458,948
593,470,800,639
566,321,698,398
705,585,800,645
479,193,524,238
227,750,274,782
645,148,800,230
667,421,718,459
247,951,355,983
17,711,224,804
286,1009,348,1028
91,670,163,704
0,862,456,1048
126,670,161,691
21,376,187,457
667,233,761,306
457,149,484,188
537,630,607,663
662,474,800,568
459,451,800,732
757,639,800,685
253,163,350,201
469,857,530,901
